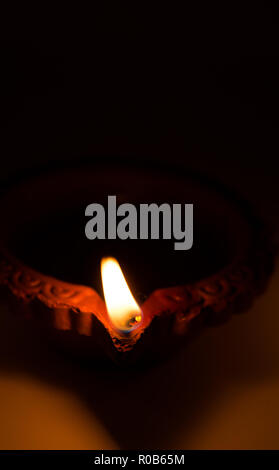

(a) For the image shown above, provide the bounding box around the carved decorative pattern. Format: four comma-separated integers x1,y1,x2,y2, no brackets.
0,223,275,357
0,164,276,359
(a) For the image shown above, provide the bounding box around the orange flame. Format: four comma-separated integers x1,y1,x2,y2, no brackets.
101,257,142,333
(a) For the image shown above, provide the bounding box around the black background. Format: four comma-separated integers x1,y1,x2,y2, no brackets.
1,9,279,291
0,7,279,208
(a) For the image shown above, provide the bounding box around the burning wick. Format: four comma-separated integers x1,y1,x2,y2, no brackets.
101,257,143,333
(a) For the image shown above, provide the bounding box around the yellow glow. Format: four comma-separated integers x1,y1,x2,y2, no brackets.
101,257,142,332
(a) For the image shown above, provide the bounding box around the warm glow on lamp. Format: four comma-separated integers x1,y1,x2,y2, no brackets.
101,257,142,333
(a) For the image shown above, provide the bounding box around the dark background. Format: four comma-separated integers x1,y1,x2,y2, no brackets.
0,9,279,207
1,12,279,291
1,22,279,286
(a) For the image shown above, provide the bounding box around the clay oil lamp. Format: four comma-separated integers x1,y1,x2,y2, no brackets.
0,162,275,365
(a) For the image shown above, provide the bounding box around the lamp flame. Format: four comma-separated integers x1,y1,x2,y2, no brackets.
101,257,143,333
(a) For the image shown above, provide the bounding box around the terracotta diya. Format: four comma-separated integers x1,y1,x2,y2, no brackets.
0,163,275,364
